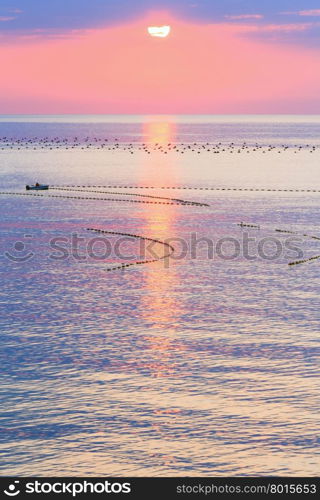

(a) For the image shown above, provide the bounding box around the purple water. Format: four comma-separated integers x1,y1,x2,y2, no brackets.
1,115,319,476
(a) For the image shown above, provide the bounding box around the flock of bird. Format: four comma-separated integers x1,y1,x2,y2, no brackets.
0,136,319,154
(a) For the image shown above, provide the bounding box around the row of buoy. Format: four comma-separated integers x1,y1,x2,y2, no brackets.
2,187,319,270
240,222,320,266
87,228,174,251
275,229,296,234
275,229,320,241
53,185,320,193
50,186,208,207
0,189,177,272
0,191,203,206
289,255,320,266
238,222,260,229
86,228,174,271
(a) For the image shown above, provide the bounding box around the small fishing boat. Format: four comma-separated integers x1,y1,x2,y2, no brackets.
26,183,49,190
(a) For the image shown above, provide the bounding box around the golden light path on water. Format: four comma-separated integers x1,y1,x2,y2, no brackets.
139,120,182,380
135,121,186,467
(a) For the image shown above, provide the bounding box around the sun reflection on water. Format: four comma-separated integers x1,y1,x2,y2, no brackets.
137,119,184,378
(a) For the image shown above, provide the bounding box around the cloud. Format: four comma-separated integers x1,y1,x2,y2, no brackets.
260,23,316,32
225,14,263,20
297,9,320,16
0,1,319,48
281,9,320,17
236,20,320,49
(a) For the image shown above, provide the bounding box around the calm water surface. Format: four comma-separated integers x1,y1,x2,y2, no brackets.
0,116,319,476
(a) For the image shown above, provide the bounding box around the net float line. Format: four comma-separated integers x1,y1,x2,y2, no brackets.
49,186,208,206
0,191,176,272
51,184,320,193
85,228,175,272
0,191,207,206
1,190,319,269
238,222,320,267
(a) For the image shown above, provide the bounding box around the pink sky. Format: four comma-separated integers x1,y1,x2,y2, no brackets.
1,14,320,113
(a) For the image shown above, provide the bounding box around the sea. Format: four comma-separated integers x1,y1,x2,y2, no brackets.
0,115,319,476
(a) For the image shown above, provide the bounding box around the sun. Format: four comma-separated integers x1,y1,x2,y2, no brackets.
147,25,171,38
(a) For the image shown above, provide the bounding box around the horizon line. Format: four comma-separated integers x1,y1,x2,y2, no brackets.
1,113,320,117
